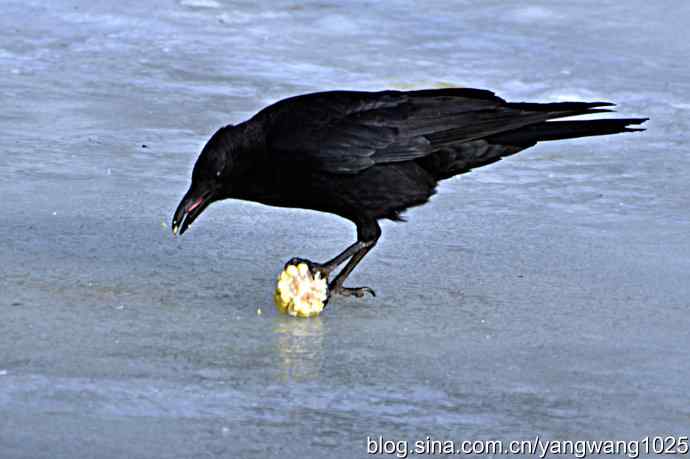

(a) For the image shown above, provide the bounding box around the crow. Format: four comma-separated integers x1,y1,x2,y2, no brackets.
172,88,647,298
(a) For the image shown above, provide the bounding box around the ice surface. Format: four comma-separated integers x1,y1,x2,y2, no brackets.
1,0,689,458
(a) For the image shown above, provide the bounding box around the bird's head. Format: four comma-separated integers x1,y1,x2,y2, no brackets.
172,125,237,236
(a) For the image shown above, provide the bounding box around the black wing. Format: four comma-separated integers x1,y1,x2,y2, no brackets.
254,88,615,174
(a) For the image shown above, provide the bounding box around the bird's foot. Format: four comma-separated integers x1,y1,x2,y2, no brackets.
329,285,376,298
284,257,312,269
284,257,332,277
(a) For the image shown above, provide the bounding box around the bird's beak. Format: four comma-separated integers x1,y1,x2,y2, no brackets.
172,188,214,236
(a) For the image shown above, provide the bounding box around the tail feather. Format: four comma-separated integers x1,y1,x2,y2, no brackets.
507,101,616,119
424,117,648,180
488,118,648,146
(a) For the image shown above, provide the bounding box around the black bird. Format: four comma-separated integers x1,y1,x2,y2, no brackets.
173,88,646,298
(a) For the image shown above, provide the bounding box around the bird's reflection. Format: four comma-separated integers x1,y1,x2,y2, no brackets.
274,317,325,382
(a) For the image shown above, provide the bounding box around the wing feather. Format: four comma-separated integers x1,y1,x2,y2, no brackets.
255,89,612,174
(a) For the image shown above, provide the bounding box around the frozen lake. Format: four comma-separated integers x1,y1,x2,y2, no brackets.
1,0,688,457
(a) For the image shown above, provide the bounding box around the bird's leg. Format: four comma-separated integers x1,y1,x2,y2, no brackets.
286,218,380,299
318,241,368,275
328,243,377,297
284,241,364,277
328,218,381,298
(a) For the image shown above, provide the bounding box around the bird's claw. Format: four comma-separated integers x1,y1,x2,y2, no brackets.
330,286,376,298
284,257,310,269
284,258,376,298
284,257,331,277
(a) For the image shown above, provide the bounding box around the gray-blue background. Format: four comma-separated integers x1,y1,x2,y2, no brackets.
1,1,688,458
